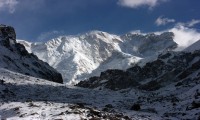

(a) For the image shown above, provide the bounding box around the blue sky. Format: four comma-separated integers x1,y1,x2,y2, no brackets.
0,0,200,42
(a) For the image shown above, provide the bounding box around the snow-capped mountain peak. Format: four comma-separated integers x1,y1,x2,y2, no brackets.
18,31,177,84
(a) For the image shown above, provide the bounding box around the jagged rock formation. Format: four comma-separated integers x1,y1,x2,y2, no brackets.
18,31,177,84
0,24,63,83
77,50,200,90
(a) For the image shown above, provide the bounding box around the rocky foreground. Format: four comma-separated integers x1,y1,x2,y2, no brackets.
0,68,200,119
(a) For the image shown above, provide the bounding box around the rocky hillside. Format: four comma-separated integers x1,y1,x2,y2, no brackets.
18,31,177,84
1,64,199,119
0,24,63,83
77,50,200,91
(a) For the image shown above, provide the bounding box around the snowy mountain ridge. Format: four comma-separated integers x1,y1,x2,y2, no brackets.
18,31,177,84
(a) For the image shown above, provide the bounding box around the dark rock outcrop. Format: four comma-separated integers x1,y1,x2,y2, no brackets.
131,104,141,111
0,24,63,83
78,69,140,90
0,24,16,40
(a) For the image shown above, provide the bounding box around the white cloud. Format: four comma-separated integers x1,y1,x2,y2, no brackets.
188,19,200,27
176,19,200,28
134,20,200,51
169,25,200,51
0,0,18,13
117,0,168,9
155,16,175,26
154,18,200,50
180,19,200,27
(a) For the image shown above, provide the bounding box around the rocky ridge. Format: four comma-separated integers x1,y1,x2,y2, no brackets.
0,24,63,83
77,50,200,90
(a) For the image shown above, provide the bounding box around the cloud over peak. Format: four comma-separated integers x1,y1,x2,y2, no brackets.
169,25,200,51
117,0,168,9
0,0,18,13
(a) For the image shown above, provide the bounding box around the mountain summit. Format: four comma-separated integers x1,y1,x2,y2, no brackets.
18,31,177,84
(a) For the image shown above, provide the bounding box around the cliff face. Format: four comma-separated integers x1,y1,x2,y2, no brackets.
0,24,16,47
0,24,63,83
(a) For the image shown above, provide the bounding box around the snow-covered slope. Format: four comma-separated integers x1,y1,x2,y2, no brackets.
0,67,199,119
0,68,132,120
184,39,200,52
0,25,63,83
18,31,177,84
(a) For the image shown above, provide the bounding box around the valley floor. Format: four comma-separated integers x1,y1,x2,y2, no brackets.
0,69,199,120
